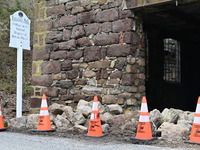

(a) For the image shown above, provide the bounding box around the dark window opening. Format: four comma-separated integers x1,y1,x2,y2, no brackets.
163,38,181,83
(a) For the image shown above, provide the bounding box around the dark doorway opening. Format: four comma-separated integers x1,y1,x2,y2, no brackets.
142,3,200,111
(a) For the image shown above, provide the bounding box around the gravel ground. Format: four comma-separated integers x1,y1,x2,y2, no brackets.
1,129,199,150
0,132,198,150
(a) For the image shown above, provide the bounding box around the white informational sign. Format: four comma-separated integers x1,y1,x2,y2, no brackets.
9,11,31,118
9,11,30,50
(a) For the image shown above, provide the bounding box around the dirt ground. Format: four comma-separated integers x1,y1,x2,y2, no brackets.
7,128,200,150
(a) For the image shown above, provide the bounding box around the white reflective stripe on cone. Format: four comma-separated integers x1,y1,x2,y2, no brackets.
92,102,99,111
193,116,200,124
41,100,48,108
196,104,200,114
0,111,2,116
140,103,148,112
139,115,150,122
90,113,95,119
40,110,49,116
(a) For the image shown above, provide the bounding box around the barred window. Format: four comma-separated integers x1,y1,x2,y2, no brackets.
163,38,181,83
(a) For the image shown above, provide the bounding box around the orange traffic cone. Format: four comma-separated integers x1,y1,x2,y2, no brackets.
0,107,7,131
33,94,55,132
186,97,200,144
86,96,104,137
131,96,156,141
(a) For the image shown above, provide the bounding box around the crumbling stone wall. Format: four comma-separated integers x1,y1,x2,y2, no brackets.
31,0,145,113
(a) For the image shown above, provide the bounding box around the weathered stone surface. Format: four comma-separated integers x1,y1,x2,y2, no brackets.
71,25,85,39
101,112,113,123
102,95,117,104
83,70,96,78
26,114,39,129
73,124,87,133
9,117,27,129
63,106,74,123
84,23,99,36
65,1,80,10
46,31,63,44
62,60,72,71
49,103,65,115
55,81,73,89
77,37,91,47
162,108,182,123
108,87,123,95
158,122,190,141
93,33,119,46
46,4,65,17
67,50,83,60
126,98,138,106
84,46,101,62
110,71,122,79
72,6,85,14
109,0,122,8
63,29,71,41
32,75,53,87
96,8,118,22
121,119,137,132
76,100,92,117
119,9,134,19
121,73,135,86
100,22,112,33
177,120,192,131
59,0,71,4
107,104,123,114
54,115,71,131
74,111,86,125
60,15,77,27
66,69,79,79
43,88,59,97
102,124,110,133
88,61,110,69
59,40,76,50
82,86,103,94
50,51,67,60
77,11,95,24
178,111,194,122
107,44,133,57
42,61,61,74
112,19,133,32
150,109,163,128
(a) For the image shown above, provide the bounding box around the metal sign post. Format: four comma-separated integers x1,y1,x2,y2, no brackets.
9,11,30,118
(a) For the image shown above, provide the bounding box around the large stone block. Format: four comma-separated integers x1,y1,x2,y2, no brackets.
42,61,61,74
88,61,111,69
77,37,91,47
100,22,112,33
32,75,53,87
55,81,73,89
96,8,118,22
66,70,79,79
112,19,133,32
84,23,99,36
71,25,85,39
50,51,68,60
77,11,95,24
84,46,101,62
46,31,63,44
46,4,66,17
121,73,135,86
62,60,72,71
93,33,119,46
67,50,83,60
59,40,76,50
107,44,133,57
63,29,71,41
60,15,77,27
42,88,59,97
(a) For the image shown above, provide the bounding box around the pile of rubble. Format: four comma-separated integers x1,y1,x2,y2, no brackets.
7,99,194,142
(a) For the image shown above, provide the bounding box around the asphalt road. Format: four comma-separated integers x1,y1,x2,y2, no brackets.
0,132,196,150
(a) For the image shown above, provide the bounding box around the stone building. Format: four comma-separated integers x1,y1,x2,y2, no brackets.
31,0,200,113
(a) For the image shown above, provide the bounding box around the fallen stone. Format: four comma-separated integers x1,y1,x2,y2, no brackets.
158,122,190,141
107,104,123,114
26,114,39,129
74,111,86,125
49,103,65,115
76,100,92,117
102,124,110,133
178,111,194,123
150,109,163,127
9,116,27,129
54,115,71,131
101,112,113,123
63,106,75,122
74,124,87,133
162,108,181,123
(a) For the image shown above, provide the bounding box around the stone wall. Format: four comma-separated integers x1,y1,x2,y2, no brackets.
31,0,145,113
